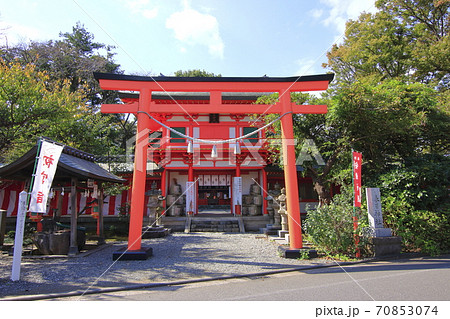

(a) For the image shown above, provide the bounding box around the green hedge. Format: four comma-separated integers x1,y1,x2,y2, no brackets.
305,189,369,257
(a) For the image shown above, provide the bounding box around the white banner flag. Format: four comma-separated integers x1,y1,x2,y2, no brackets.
232,176,242,215
29,141,64,213
186,181,196,214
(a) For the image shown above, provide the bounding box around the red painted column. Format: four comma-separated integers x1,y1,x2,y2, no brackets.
161,169,167,197
127,88,151,251
188,161,195,214
188,162,194,182
235,160,241,215
279,90,303,249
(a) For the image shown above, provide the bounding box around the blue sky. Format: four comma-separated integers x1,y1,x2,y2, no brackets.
0,0,377,77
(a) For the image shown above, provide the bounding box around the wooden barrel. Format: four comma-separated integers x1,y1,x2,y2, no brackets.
253,195,263,206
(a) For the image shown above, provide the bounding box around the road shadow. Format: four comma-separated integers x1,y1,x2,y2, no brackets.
302,254,450,276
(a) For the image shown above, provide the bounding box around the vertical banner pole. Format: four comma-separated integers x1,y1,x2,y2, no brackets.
28,139,43,226
352,150,362,258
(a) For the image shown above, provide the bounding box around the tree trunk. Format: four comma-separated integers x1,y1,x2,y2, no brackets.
313,179,332,207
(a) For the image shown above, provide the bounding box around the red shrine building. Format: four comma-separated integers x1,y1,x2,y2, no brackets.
95,72,334,252
115,90,330,216
0,73,334,254
119,90,286,216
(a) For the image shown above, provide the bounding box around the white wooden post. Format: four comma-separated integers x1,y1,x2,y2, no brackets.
11,191,28,281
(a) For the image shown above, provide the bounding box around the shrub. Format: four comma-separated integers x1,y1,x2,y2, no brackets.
384,207,450,256
305,188,369,257
378,154,449,212
378,154,450,255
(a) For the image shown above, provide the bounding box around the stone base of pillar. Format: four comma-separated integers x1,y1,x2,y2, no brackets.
112,247,153,261
370,236,402,257
141,226,170,238
68,246,79,257
278,245,318,259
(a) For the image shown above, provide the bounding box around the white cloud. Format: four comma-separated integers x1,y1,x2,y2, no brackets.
142,8,158,19
295,58,320,76
124,0,159,19
317,0,377,35
309,9,324,19
165,2,224,59
0,21,43,46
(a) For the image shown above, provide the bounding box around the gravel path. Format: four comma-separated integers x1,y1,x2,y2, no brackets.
0,232,333,299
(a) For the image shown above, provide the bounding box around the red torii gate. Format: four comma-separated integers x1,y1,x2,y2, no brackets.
95,72,334,258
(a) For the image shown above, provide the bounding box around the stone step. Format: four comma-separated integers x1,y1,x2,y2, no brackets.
189,219,242,233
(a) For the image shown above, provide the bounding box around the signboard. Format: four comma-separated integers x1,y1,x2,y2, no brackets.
352,151,362,207
29,141,64,213
366,188,383,228
366,187,392,237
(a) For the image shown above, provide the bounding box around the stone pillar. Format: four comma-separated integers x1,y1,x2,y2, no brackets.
366,188,402,257
366,188,392,237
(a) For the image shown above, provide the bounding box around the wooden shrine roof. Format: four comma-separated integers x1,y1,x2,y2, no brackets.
0,141,125,183
94,72,334,84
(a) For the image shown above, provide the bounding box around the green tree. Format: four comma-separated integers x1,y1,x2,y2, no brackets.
0,59,83,161
331,78,449,175
1,22,121,104
325,0,449,89
174,69,222,77
258,78,449,205
285,0,450,204
376,0,450,88
376,154,450,255
0,23,135,157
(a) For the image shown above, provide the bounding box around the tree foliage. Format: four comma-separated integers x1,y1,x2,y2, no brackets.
325,0,450,89
0,23,135,158
331,78,449,175
304,186,370,257
174,69,222,77
376,154,450,255
305,0,450,256
0,59,82,161
254,1,450,232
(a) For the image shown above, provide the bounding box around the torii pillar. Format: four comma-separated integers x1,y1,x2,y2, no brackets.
279,89,303,248
95,72,334,259
127,88,152,252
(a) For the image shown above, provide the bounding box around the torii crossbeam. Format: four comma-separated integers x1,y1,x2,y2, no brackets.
95,72,334,257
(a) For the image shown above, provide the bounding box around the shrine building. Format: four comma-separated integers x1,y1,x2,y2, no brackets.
114,90,328,217
94,72,334,253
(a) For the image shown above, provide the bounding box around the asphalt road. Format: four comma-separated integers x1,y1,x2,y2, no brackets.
66,254,450,301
